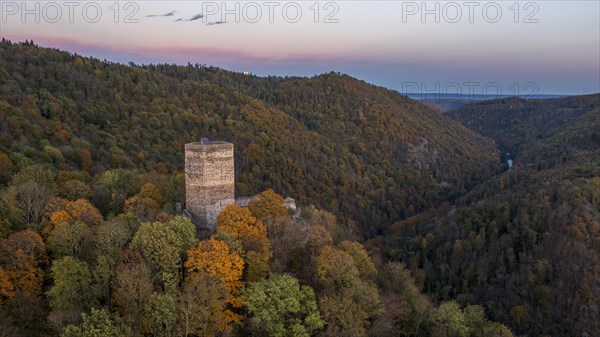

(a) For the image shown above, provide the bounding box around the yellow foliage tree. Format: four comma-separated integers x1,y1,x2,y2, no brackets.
65,199,102,226
185,238,245,330
50,210,73,227
248,189,288,221
185,238,244,296
216,205,271,281
217,205,267,244
338,241,377,279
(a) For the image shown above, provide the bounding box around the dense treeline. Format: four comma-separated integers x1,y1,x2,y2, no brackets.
446,95,599,158
383,97,600,336
0,175,513,337
0,39,500,234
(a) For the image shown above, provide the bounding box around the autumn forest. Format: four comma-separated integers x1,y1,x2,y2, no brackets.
0,40,598,337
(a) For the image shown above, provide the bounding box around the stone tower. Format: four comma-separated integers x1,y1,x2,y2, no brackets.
185,138,235,232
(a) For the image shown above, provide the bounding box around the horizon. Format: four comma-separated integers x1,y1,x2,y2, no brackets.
1,1,599,95
3,38,596,99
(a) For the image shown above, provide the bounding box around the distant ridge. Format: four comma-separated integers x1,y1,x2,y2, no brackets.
407,93,570,101
445,93,600,155
411,93,579,112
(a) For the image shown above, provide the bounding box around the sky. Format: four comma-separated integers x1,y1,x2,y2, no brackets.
1,0,599,95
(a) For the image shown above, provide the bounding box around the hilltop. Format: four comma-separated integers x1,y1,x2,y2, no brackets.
0,40,500,233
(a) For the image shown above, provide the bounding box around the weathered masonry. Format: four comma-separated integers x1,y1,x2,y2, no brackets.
185,138,235,232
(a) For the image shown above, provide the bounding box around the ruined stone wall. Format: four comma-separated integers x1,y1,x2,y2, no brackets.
235,196,257,208
185,141,235,232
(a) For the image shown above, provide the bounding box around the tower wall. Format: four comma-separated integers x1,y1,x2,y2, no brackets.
185,140,235,232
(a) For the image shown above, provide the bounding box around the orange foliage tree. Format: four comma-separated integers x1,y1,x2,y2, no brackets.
64,199,102,226
0,267,15,304
184,238,245,334
247,189,288,221
0,229,47,294
217,205,267,245
50,210,72,227
49,199,102,228
216,205,271,281
185,238,244,295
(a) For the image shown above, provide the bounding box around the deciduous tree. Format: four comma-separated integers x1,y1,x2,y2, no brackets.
180,272,238,337
112,249,154,336
47,221,89,258
217,205,271,281
376,262,432,335
430,301,469,337
57,180,90,201
338,241,376,280
124,183,166,222
241,274,324,337
62,308,130,337
0,267,15,304
64,199,102,226
16,181,51,226
316,245,359,290
217,204,267,245
130,216,196,290
143,292,179,337
316,245,382,336
185,238,244,296
47,256,94,331
248,189,288,222
0,229,47,294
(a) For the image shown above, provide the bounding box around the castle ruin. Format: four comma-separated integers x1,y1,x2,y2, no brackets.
185,138,235,232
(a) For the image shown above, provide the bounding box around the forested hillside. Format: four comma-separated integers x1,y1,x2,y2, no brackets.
446,95,599,156
0,40,513,337
0,39,500,234
383,97,600,336
1,40,598,337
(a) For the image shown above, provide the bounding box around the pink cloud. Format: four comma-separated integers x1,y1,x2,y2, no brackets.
2,33,265,62
0,33,366,66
